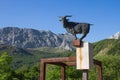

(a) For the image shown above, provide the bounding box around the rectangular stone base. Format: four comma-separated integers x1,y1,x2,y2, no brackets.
76,42,93,70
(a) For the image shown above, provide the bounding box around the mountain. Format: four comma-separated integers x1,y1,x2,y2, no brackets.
0,27,75,50
1,33,120,69
109,32,120,39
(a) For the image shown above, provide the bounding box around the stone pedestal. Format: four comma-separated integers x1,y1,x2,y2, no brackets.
72,40,93,70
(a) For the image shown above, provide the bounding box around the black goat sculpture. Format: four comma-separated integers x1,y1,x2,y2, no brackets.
59,15,92,40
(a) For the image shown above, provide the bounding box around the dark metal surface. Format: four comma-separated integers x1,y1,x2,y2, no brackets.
59,15,92,40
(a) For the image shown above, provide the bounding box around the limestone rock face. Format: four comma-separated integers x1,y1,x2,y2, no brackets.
0,27,75,50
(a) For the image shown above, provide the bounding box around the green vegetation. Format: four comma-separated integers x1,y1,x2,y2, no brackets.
0,52,13,80
0,39,120,80
93,39,120,55
46,65,82,80
0,52,40,80
95,55,120,80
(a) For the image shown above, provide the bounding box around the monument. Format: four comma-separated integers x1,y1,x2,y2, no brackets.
59,15,93,68
40,16,102,80
59,15,93,80
59,15,92,40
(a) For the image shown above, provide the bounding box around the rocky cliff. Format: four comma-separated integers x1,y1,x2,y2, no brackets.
0,27,75,50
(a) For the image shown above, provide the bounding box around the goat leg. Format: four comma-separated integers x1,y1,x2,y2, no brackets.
73,34,77,40
80,34,87,41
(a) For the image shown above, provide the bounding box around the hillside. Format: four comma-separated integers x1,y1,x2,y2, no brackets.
93,39,120,56
1,37,120,80
0,44,75,69
0,38,120,69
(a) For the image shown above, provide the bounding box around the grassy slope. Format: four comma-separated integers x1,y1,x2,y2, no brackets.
93,39,120,56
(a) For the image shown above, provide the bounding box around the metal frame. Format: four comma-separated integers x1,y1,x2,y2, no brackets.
40,56,102,80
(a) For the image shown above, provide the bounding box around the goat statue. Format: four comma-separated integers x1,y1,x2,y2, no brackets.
59,15,92,41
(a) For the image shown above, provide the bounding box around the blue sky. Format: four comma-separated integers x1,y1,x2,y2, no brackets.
0,0,120,42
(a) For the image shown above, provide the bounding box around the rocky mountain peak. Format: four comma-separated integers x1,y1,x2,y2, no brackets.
109,32,120,39
0,27,75,50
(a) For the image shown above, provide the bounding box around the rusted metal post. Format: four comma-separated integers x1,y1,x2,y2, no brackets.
82,70,88,80
61,66,66,80
98,62,103,80
40,57,103,80
93,59,103,80
40,60,46,80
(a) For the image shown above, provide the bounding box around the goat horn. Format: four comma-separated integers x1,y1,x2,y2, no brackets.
65,15,72,17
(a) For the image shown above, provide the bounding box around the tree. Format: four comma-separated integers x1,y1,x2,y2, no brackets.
66,66,82,80
95,55,120,80
46,65,61,80
0,52,13,80
15,63,40,80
